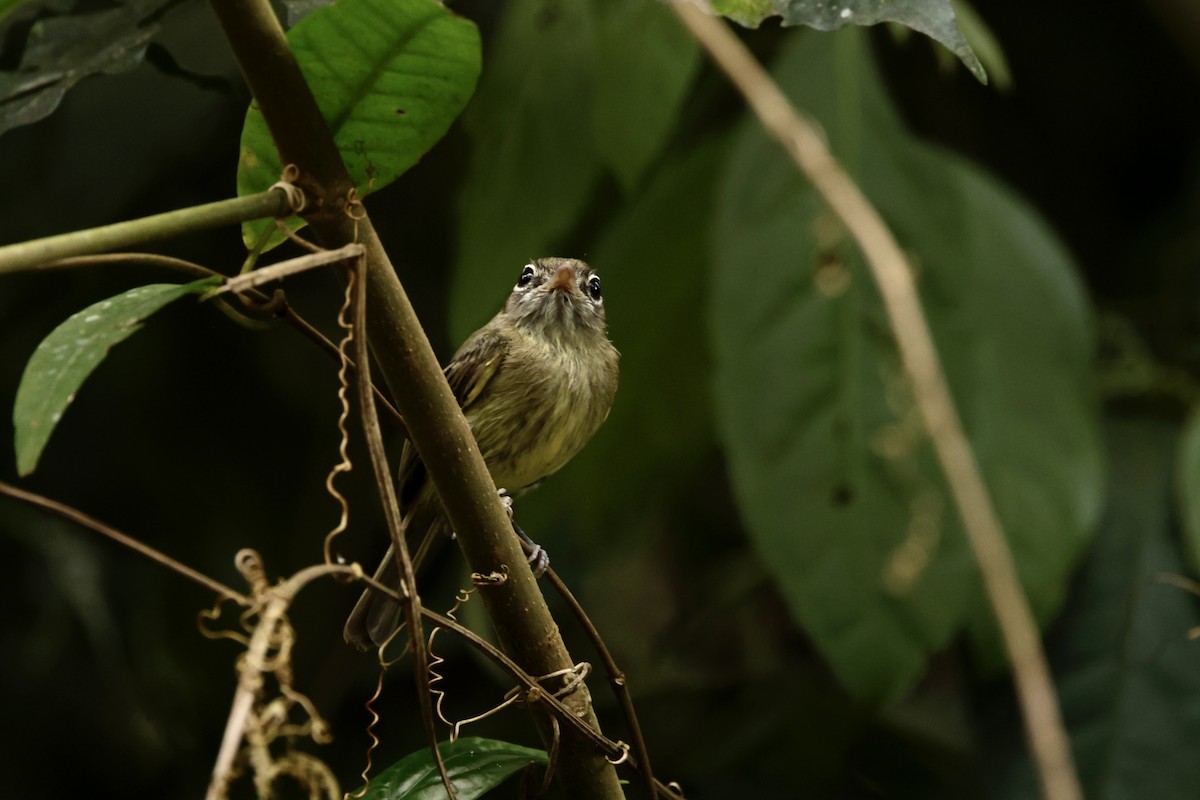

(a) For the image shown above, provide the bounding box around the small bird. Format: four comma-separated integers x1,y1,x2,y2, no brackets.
344,257,620,650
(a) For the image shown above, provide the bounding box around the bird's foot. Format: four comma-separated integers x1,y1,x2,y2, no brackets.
512,519,549,577
497,487,514,521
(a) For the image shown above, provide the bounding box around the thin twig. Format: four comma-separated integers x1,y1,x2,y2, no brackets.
424,605,686,798
0,480,247,604
670,6,1082,800
208,657,262,800
322,273,358,565
208,243,364,297
0,475,658,796
36,252,223,279
346,253,454,798
279,306,408,435
420,609,618,759
546,568,657,799
28,249,408,432
208,558,362,800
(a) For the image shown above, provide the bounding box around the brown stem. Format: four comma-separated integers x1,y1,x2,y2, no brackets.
205,2,623,796
346,259,454,797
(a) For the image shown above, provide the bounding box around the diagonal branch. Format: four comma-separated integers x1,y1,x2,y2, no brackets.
545,568,657,799
670,5,1082,800
345,256,454,797
0,480,247,604
204,2,624,797
0,191,291,274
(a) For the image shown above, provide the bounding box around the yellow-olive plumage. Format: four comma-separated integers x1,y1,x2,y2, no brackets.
344,257,619,649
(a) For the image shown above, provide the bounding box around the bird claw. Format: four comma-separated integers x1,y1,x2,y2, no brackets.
495,490,547,576
524,541,550,577
497,488,514,521
511,519,549,578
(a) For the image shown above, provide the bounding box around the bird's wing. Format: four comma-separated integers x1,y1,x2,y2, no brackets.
444,325,507,412
394,325,506,509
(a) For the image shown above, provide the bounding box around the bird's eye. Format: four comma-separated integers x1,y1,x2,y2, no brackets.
517,265,535,287
587,275,602,301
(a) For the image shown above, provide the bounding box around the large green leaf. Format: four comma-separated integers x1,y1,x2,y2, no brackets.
449,0,705,337
237,0,480,250
514,137,725,548
1061,422,1200,800
706,0,985,82
449,0,602,341
354,737,546,800
589,0,701,191
711,29,1102,701
12,279,219,476
989,421,1200,800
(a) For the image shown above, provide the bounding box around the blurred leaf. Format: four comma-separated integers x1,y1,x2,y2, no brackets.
516,136,725,545
450,0,601,340
12,278,220,476
282,0,334,27
1175,407,1200,576
991,421,1200,800
237,0,480,251
0,2,166,135
587,136,724,505
589,0,700,191
706,0,986,83
949,0,1011,90
354,737,546,800
1064,422,1200,800
710,29,1101,701
0,0,22,24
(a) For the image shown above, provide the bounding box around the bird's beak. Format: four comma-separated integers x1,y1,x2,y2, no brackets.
548,264,576,293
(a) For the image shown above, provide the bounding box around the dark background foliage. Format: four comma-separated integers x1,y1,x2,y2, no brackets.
2,0,1199,798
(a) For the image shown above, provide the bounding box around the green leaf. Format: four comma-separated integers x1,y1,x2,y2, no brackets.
584,136,725,511
589,0,701,191
0,3,163,135
354,737,547,800
12,279,219,477
1175,407,1200,576
515,136,725,546
710,29,1101,701
950,0,1011,91
1063,422,1200,800
0,0,23,24
990,421,1200,800
708,0,986,83
450,0,602,341
237,0,481,251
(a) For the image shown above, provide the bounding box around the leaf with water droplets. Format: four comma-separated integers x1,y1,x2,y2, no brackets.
12,278,219,476
705,0,987,83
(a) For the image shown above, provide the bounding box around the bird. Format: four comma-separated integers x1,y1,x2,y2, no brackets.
344,257,620,650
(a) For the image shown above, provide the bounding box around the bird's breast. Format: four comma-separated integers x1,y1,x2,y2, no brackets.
467,334,617,494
